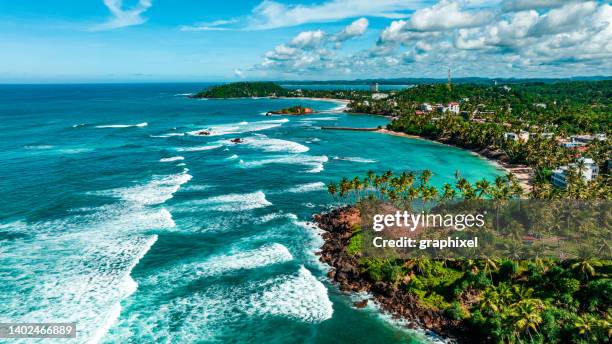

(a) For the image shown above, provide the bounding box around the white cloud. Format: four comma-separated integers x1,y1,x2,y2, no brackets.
245,0,424,30
290,30,326,48
180,19,237,32
333,18,369,42
501,0,588,12
248,0,612,78
234,68,245,78
93,0,152,30
409,0,494,31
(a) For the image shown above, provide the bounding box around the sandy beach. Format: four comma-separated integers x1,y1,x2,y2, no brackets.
325,126,532,192
375,129,533,192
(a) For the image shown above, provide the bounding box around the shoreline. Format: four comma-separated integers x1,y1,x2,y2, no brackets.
319,126,533,191
375,129,533,192
313,207,464,342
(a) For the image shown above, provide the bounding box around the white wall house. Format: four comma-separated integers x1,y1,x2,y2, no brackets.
420,103,432,111
504,131,530,142
372,93,389,100
447,102,460,114
551,157,599,188
504,132,518,141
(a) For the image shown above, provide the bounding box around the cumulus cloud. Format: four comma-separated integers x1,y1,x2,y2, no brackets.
409,0,494,31
93,0,152,30
248,0,612,78
291,30,326,48
372,0,611,71
256,18,373,72
333,18,369,42
501,0,589,12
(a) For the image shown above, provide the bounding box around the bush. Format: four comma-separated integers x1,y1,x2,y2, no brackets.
446,301,468,320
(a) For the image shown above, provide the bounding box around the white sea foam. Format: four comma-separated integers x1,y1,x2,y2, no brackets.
94,170,192,206
225,136,309,154
145,243,293,288
0,165,193,343
180,184,212,192
226,154,239,160
332,156,377,163
258,212,298,223
24,145,54,150
176,144,223,152
160,156,184,163
187,119,288,137
285,182,326,193
95,122,148,129
151,132,185,138
195,191,272,212
240,155,328,173
248,266,333,322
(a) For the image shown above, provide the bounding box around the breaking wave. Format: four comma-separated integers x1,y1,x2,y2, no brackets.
95,122,148,129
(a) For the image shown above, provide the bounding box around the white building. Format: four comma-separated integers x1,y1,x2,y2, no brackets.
504,131,530,142
551,157,599,188
372,93,389,100
370,83,379,92
447,102,460,114
420,103,432,112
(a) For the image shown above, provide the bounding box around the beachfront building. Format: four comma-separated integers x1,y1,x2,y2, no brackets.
551,157,599,188
370,83,379,92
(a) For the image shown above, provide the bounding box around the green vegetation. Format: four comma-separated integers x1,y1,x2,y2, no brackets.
353,81,611,134
192,81,369,100
326,170,611,343
193,82,290,98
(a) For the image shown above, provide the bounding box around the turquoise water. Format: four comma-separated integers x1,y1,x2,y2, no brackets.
0,84,502,343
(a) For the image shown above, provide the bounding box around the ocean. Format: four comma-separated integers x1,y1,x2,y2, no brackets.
0,84,503,343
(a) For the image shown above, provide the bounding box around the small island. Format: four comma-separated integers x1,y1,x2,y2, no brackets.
266,105,315,116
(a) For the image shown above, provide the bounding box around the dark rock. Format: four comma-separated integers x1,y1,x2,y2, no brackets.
353,299,368,308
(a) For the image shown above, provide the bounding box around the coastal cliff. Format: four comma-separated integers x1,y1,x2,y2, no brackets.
313,207,466,341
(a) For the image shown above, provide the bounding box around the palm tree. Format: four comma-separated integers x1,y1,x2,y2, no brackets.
571,259,602,280
440,183,456,201
475,179,492,199
352,176,362,201
509,299,544,342
327,182,338,203
479,257,499,280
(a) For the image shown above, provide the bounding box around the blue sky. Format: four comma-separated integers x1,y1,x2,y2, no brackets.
0,0,610,82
